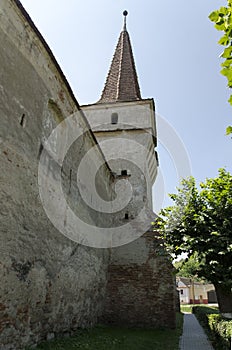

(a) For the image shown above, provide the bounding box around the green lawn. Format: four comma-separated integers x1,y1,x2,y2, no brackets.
28,313,183,350
180,304,193,313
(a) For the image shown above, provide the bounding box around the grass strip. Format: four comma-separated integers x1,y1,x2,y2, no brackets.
27,313,183,350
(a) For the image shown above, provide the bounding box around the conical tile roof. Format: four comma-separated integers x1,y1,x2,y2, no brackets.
98,12,141,103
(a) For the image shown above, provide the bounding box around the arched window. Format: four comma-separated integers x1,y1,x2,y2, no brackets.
111,113,118,124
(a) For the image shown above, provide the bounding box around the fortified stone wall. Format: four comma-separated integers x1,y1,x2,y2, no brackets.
0,1,176,349
0,1,113,349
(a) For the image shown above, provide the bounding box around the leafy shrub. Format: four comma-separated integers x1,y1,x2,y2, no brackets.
192,306,218,329
208,314,232,350
192,306,232,350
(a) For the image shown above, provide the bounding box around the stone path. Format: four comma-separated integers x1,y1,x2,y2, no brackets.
179,313,214,350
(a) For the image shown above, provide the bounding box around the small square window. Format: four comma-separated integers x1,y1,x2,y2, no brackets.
111,113,118,124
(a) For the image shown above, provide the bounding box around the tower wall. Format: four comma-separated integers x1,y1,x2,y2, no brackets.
101,231,176,329
82,100,176,330
82,100,158,210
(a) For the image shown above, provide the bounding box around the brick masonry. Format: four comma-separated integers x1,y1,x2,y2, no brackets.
102,231,176,329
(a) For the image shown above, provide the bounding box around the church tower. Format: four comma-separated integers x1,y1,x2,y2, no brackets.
82,11,158,212
82,13,176,329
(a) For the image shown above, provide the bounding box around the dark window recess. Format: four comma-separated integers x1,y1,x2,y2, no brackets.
20,114,26,127
155,151,159,166
121,170,127,176
125,213,129,220
180,289,184,295
111,113,118,124
38,143,44,158
69,169,72,193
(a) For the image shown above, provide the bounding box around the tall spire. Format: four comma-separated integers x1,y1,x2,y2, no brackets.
98,11,142,103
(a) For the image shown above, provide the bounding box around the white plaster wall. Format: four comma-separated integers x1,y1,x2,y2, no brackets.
82,101,158,210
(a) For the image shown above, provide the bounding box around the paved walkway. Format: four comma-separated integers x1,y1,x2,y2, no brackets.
179,313,214,350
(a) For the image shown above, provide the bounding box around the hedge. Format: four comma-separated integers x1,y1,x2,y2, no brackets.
192,306,232,350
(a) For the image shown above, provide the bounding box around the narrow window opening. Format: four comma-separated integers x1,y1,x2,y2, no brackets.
155,151,159,166
121,170,127,176
38,143,43,158
180,289,184,295
125,213,129,220
20,114,26,127
111,113,118,124
69,169,72,193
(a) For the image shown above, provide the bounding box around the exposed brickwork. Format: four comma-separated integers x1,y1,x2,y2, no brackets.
102,231,176,329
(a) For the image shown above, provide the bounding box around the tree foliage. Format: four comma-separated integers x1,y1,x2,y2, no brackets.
209,1,232,135
156,169,232,314
174,253,207,282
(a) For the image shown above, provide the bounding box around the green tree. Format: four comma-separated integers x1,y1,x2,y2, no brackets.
209,1,232,135
156,169,232,318
174,253,207,282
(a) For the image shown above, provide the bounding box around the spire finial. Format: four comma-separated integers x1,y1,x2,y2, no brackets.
123,10,128,31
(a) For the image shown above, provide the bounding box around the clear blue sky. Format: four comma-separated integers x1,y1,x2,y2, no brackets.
20,0,232,212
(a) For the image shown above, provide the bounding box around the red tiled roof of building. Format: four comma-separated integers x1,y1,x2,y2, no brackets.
98,12,141,103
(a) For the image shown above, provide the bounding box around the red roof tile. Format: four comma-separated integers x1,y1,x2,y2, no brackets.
98,16,141,103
